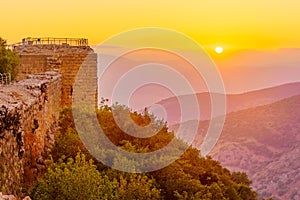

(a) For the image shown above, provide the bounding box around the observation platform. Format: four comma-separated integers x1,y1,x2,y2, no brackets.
8,37,88,50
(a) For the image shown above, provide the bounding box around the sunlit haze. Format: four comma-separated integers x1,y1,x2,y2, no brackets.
2,0,300,93
2,0,300,51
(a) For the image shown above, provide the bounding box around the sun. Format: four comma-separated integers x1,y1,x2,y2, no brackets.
215,46,223,54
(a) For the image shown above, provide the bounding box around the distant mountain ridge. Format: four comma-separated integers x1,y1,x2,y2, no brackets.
173,94,300,200
152,82,300,125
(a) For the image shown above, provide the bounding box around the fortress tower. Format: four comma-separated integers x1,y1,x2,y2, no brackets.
13,37,97,107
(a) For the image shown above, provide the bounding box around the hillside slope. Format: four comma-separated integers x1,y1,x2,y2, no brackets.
180,95,300,199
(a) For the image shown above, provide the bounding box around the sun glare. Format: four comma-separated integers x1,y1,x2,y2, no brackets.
215,46,223,54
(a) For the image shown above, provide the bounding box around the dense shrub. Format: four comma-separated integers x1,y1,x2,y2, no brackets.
31,154,116,200
31,104,259,199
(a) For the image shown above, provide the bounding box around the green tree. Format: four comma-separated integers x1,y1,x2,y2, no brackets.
0,38,19,80
116,174,162,200
31,153,117,200
51,129,87,162
151,148,257,200
51,107,86,162
231,172,252,185
48,105,259,200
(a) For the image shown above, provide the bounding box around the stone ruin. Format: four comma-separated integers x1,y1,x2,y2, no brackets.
0,38,97,197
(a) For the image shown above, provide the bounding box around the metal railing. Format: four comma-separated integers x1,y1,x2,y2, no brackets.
7,37,89,50
0,73,11,85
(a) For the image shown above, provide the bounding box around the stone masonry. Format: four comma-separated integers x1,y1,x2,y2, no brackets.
0,71,61,195
0,41,98,196
14,44,97,107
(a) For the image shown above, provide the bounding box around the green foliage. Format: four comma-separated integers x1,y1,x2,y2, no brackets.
115,174,162,200
31,153,117,200
51,107,86,162
51,129,86,162
151,147,258,200
57,107,76,135
0,38,19,80
36,104,259,200
31,153,162,199
51,107,108,171
96,103,173,152
231,172,252,185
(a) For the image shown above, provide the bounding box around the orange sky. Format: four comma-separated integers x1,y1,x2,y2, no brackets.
2,0,300,95
2,0,300,54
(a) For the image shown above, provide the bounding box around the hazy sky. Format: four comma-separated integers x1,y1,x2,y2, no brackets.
2,0,300,100
2,0,300,53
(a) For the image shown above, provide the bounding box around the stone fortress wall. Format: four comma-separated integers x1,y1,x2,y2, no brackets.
0,38,97,196
0,71,62,195
14,41,97,107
